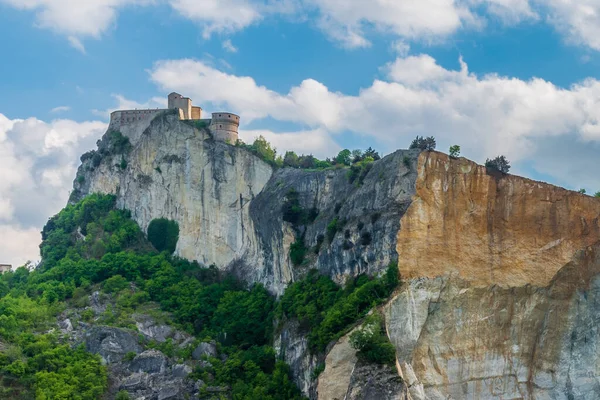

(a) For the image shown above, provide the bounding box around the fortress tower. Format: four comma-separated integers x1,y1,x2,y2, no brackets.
210,112,240,143
168,92,202,120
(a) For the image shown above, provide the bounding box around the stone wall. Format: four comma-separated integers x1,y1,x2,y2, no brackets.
210,112,239,143
109,109,167,146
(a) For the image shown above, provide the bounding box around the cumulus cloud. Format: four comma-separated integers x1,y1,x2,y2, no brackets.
149,55,600,190
0,0,150,39
0,113,106,267
5,0,600,53
239,128,340,159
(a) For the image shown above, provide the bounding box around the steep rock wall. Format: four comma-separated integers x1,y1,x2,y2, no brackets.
397,151,600,287
385,245,600,399
321,151,600,400
74,113,274,280
74,114,418,297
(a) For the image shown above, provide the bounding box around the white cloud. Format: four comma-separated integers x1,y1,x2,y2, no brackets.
0,0,150,37
5,0,600,54
542,0,600,50
222,39,238,53
92,94,167,118
68,36,86,53
240,128,340,159
149,55,600,190
51,105,71,113
169,0,263,38
0,113,106,267
304,0,480,48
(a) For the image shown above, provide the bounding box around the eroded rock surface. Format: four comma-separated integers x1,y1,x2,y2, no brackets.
397,151,600,287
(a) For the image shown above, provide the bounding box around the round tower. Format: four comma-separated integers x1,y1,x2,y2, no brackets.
210,112,240,143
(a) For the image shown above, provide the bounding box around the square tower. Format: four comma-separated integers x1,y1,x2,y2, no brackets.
168,92,192,119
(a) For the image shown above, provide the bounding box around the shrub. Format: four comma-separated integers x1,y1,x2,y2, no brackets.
409,136,436,151
349,314,396,365
123,352,137,362
449,145,460,158
342,240,353,250
579,189,587,194
402,156,411,169
119,158,128,170
485,155,511,174
147,218,179,254
103,275,129,293
327,218,339,243
77,175,85,184
290,239,307,266
594,191,600,198
282,189,303,225
116,390,131,400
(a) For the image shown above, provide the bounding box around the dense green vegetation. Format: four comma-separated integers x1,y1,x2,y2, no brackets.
278,263,399,353
1,193,400,398
236,135,380,171
147,218,180,254
349,313,396,365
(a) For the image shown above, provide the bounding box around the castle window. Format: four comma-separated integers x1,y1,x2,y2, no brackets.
228,115,231,118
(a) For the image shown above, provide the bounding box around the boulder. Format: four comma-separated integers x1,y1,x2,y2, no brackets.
192,341,217,360
84,326,142,364
172,364,192,378
129,350,168,374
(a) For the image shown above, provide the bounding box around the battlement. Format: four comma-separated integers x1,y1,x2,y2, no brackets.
108,93,239,143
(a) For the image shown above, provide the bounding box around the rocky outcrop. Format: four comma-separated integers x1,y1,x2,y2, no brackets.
385,244,600,399
317,322,408,400
397,151,600,287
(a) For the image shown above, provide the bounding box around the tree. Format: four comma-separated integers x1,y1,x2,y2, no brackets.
351,149,363,163
147,218,179,254
449,145,460,158
251,136,277,163
485,155,511,174
594,191,600,198
282,151,299,168
363,147,381,161
335,149,352,166
579,189,587,194
409,136,436,151
299,155,317,169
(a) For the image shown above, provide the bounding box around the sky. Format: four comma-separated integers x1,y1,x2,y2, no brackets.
2,0,600,267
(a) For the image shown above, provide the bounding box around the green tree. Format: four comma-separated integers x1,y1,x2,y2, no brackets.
594,191,600,198
252,136,277,163
449,145,460,158
579,189,587,194
485,155,511,174
349,314,396,365
335,149,352,166
409,136,436,151
147,218,179,254
283,151,299,168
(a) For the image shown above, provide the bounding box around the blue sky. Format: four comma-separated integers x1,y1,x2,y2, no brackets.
3,0,600,266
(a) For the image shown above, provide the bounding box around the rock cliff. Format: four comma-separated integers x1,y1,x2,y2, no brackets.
324,152,600,399
72,115,600,399
73,113,417,295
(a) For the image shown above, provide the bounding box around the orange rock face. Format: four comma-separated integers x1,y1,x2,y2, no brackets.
397,151,600,287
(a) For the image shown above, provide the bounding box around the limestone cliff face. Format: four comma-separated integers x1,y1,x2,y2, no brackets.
74,113,275,283
321,151,600,400
397,151,600,287
73,113,417,296
384,244,600,399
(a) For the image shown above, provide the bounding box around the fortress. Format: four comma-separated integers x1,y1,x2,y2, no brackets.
109,92,240,143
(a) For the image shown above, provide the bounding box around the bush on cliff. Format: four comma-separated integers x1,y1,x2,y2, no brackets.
485,155,511,174
349,313,396,365
147,218,179,254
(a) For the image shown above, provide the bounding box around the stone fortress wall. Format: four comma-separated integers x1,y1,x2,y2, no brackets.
108,92,239,144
